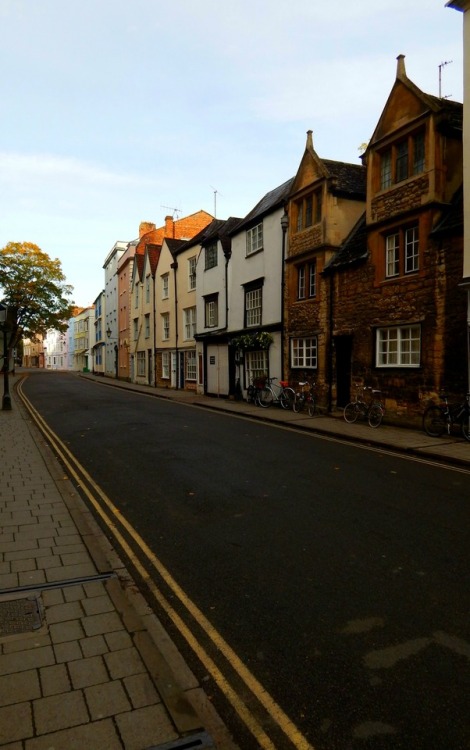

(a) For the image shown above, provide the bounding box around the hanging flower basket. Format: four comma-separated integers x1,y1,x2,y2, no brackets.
231,331,273,351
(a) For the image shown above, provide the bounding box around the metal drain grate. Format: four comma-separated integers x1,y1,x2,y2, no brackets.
148,731,215,749
0,595,43,637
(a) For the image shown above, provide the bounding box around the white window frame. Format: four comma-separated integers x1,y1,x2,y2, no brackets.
188,257,197,290
405,226,419,274
245,287,262,327
291,337,317,368
184,306,196,340
376,325,421,367
385,233,400,278
137,351,146,377
145,276,150,303
186,350,197,381
205,297,218,328
144,314,150,339
246,223,263,256
162,313,170,341
162,351,170,379
162,273,169,299
245,350,268,387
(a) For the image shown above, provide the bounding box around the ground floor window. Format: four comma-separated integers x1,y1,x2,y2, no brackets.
376,324,421,367
245,349,268,386
137,351,146,376
162,351,170,379
186,350,197,381
291,337,317,368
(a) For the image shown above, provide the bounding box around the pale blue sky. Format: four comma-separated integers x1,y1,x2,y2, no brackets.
0,0,464,306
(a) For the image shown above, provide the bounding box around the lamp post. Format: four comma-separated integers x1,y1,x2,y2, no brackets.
280,210,289,381
106,326,119,379
0,303,12,411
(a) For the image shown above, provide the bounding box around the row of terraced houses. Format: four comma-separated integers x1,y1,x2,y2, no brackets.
38,54,469,421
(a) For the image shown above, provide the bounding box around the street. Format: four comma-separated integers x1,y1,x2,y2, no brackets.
21,371,470,750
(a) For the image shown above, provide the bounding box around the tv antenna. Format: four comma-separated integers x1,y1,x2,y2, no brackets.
439,60,453,99
210,186,223,218
161,205,181,219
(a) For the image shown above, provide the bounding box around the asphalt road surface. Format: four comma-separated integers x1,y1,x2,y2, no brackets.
21,371,470,750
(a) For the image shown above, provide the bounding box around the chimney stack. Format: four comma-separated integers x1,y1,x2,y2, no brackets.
139,221,156,239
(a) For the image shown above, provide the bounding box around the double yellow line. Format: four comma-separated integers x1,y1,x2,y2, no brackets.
18,379,314,750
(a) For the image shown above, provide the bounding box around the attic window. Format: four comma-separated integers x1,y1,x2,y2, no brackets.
379,129,425,190
205,242,218,269
296,189,322,232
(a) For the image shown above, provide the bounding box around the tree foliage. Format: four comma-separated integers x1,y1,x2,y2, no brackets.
0,242,74,351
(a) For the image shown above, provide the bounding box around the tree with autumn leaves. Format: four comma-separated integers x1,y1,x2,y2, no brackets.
0,242,74,366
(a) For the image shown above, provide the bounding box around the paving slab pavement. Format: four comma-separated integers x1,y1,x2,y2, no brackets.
0,374,239,750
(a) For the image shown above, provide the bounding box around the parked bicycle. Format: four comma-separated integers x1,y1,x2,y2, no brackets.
255,377,296,409
422,392,470,441
343,387,384,428
293,380,316,416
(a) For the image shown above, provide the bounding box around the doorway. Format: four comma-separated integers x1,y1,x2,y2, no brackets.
335,335,353,407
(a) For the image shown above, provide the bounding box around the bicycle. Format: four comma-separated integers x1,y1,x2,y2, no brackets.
256,377,296,409
422,392,470,441
343,387,384,428
293,380,316,416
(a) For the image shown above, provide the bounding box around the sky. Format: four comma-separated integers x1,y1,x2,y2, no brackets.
0,0,464,307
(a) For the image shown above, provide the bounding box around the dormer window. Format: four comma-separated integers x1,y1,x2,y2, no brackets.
205,242,218,269
379,130,426,190
295,189,322,232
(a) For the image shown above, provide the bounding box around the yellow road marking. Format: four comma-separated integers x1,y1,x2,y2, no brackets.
18,380,314,750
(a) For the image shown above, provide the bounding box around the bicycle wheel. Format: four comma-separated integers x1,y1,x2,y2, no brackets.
343,402,359,423
257,386,274,408
461,410,470,441
307,397,316,417
292,394,305,413
422,405,447,437
279,387,295,410
368,404,383,428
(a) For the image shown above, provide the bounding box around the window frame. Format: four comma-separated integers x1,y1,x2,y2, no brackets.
162,351,170,379
376,324,421,368
297,261,317,299
290,337,318,369
246,223,263,256
188,257,197,290
205,242,218,270
384,224,419,279
162,312,170,341
379,129,426,190
184,306,196,339
244,285,262,328
161,273,169,299
295,189,322,232
204,294,218,328
137,351,146,377
186,350,197,381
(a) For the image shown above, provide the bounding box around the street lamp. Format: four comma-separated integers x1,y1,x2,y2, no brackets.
106,326,119,379
0,303,12,411
280,210,289,381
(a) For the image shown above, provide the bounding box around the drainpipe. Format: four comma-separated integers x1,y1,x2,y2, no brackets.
327,272,334,413
171,259,179,389
153,272,157,387
280,209,289,381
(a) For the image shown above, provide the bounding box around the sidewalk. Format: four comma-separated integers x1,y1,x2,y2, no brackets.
1,373,469,750
0,374,238,750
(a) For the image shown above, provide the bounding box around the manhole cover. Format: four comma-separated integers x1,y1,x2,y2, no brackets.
0,595,43,637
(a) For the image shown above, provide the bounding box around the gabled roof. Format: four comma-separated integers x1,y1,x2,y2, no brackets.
164,238,186,257
230,177,295,234
145,243,162,276
290,131,366,200
367,55,462,150
323,213,368,274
